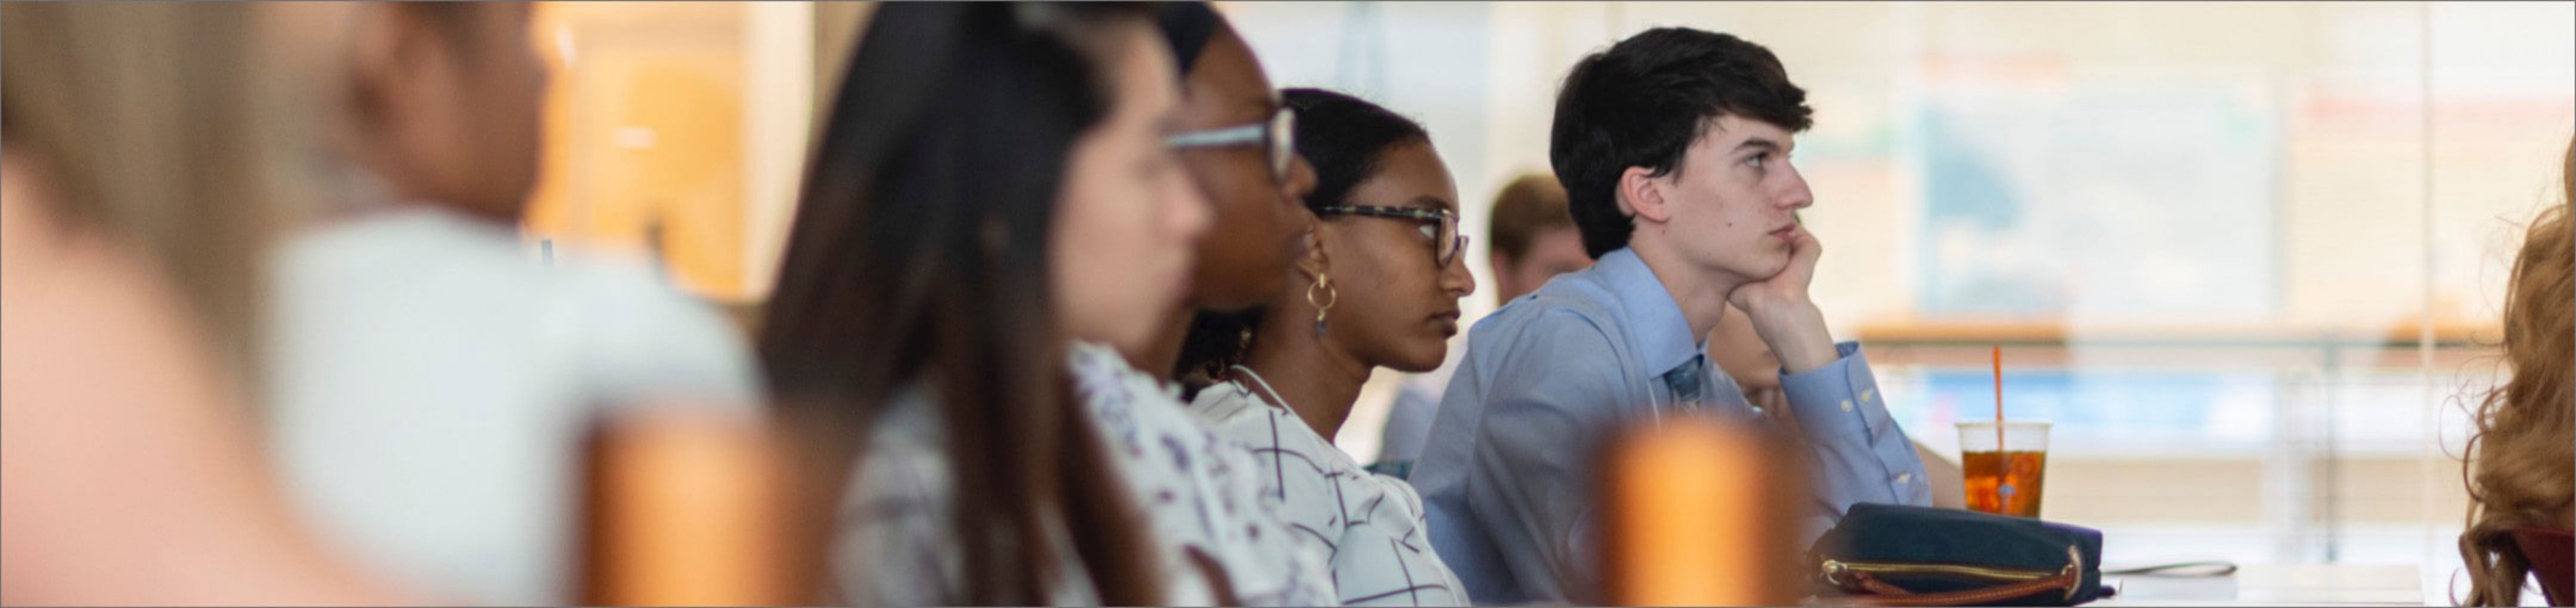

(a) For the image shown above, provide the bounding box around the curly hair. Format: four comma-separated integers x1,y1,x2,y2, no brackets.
2457,138,2575,606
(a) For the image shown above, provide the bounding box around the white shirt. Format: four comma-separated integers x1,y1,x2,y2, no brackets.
266,206,760,604
1188,368,1467,606
1067,342,1340,606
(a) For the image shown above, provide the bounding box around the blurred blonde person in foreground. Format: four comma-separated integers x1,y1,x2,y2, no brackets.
0,4,407,603
259,4,760,603
2456,139,2575,607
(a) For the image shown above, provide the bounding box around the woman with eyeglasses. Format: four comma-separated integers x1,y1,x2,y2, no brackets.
1174,88,1473,606
1129,2,1321,377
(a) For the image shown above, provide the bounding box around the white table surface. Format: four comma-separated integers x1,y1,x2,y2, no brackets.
2096,563,2424,606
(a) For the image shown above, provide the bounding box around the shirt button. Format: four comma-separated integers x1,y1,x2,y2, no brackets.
1860,389,1877,403
1840,399,1854,412
1896,473,1912,484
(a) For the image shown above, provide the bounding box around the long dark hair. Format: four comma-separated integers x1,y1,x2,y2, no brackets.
758,3,1159,604
1173,87,1429,386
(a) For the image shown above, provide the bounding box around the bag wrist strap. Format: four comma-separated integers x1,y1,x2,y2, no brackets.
1831,570,2081,607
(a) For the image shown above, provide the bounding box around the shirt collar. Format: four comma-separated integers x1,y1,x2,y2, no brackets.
1591,248,1702,375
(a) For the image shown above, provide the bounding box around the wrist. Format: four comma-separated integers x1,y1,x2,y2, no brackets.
1746,301,1836,374
1737,291,1815,318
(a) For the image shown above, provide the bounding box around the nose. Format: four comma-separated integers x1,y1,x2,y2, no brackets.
1778,162,1815,211
1444,249,1477,299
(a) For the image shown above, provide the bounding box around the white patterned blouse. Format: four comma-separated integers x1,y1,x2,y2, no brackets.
1066,342,1340,606
1185,367,1468,606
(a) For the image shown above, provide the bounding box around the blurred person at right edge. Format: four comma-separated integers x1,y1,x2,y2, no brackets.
257,3,760,603
1374,173,1593,477
0,3,408,603
760,2,1329,604
2457,138,2574,607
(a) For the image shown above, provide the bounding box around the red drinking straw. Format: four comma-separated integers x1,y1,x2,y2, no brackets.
1992,345,2005,508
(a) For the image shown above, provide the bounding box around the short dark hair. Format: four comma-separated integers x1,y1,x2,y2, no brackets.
1486,172,1574,265
1171,87,1428,384
1549,27,1813,259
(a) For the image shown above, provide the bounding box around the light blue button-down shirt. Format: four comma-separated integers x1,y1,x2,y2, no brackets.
1413,248,1931,604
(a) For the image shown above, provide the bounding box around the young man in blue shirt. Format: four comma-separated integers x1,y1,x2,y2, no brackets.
1411,27,1932,604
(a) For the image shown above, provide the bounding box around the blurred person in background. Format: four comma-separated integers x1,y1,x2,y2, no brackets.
2456,139,2574,607
1174,87,1472,606
0,3,407,603
259,2,759,603
1411,28,1931,603
760,3,1333,604
1484,175,1601,308
1375,172,1592,476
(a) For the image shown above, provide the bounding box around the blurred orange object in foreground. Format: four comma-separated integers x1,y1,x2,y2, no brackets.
579,407,817,606
1600,414,1807,606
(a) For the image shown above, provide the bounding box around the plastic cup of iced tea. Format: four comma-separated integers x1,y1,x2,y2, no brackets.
1955,420,2051,518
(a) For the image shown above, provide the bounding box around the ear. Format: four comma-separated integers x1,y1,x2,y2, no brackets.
1617,166,1674,225
345,6,416,125
1296,222,1333,283
349,6,456,123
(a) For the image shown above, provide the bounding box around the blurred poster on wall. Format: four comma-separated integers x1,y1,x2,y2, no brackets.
1914,66,2282,322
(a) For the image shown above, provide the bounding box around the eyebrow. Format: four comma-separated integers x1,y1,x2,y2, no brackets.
1732,137,1783,155
1401,195,1457,212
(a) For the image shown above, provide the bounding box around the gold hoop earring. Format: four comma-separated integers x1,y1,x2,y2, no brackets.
1307,274,1338,337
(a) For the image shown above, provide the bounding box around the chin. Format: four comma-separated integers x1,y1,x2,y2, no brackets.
1388,344,1448,373
1717,259,1788,282
1750,252,1794,278
1098,327,1143,353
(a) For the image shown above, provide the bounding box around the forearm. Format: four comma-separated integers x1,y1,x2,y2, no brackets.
1741,298,1837,374
1775,344,1935,522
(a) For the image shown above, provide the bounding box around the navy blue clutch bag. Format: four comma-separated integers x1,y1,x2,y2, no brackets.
1806,502,2113,606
